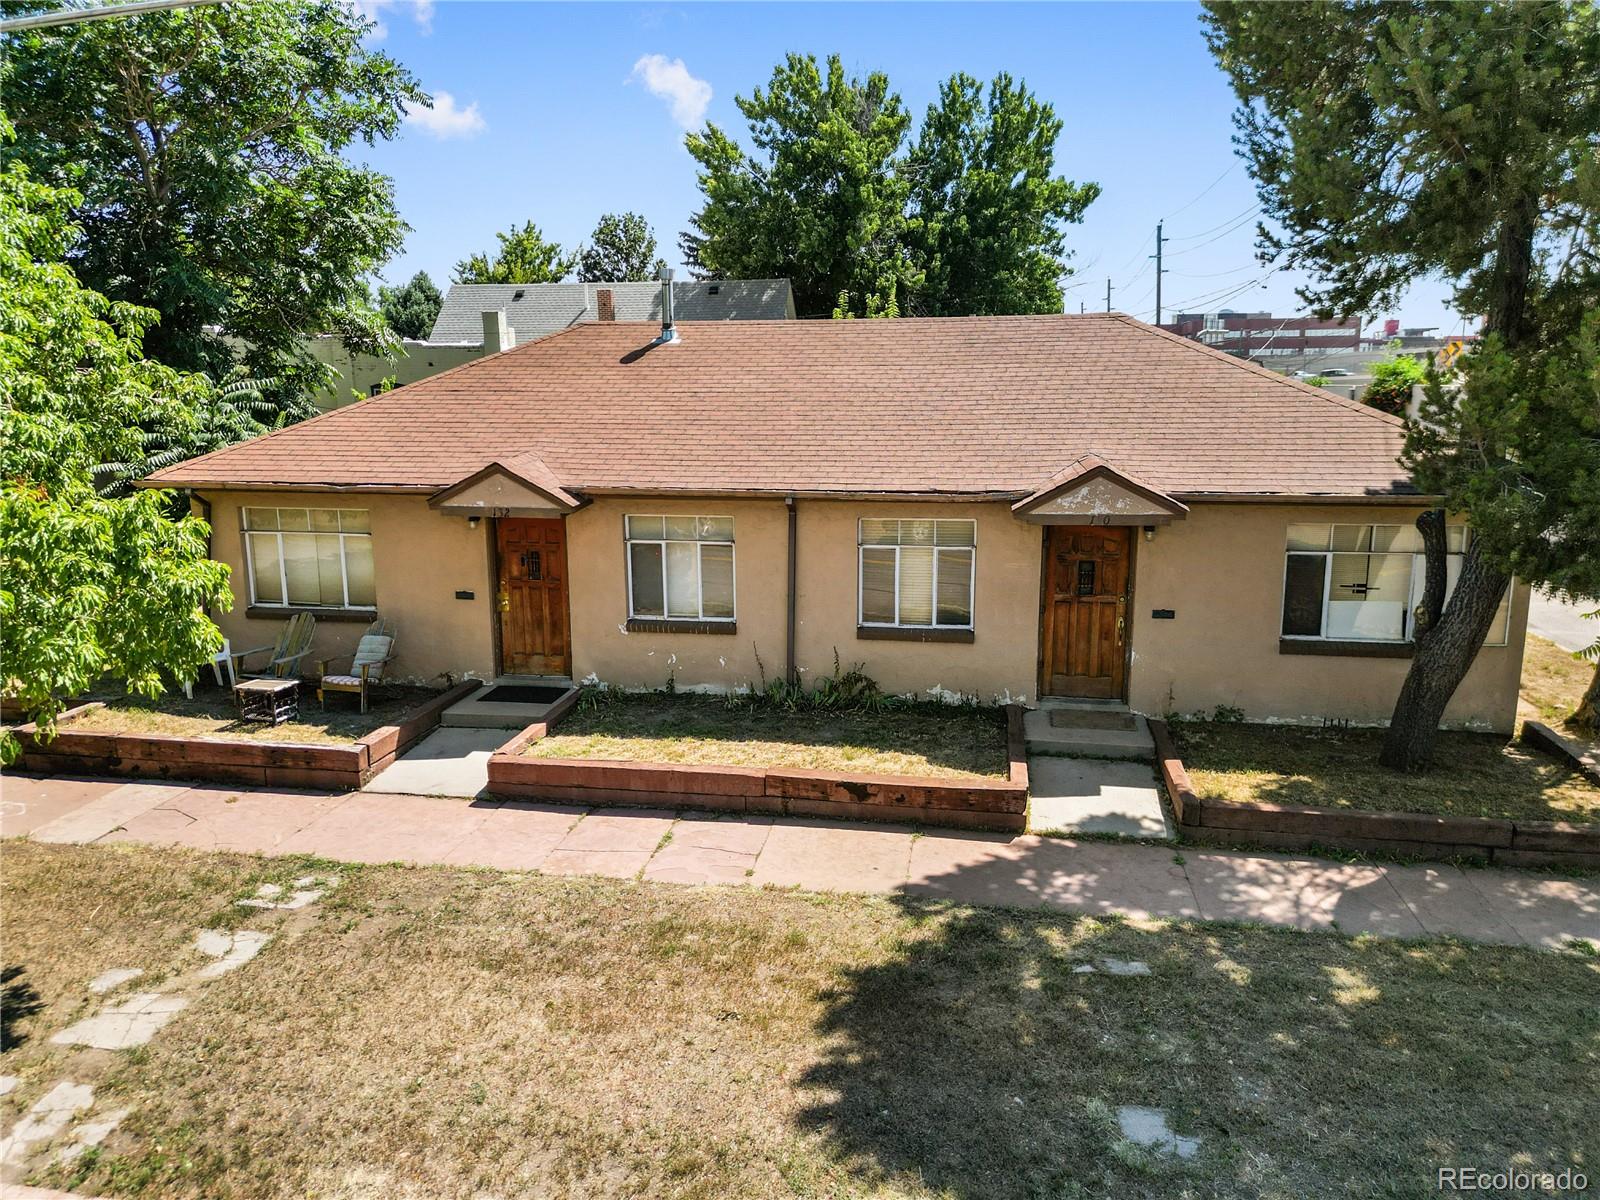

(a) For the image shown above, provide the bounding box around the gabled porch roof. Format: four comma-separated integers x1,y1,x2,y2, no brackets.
1012,453,1190,525
428,451,583,517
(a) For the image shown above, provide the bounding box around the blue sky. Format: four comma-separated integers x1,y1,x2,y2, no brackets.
357,0,1466,332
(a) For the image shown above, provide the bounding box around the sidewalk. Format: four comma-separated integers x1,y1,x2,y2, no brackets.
4,773,1597,951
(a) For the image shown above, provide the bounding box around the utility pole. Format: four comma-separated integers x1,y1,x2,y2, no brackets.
1105,278,1113,313
1149,221,1170,325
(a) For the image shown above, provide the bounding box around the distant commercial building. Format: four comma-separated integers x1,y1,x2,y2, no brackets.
1158,310,1362,358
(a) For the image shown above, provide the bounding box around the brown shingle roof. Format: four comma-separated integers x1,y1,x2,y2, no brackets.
145,314,1414,499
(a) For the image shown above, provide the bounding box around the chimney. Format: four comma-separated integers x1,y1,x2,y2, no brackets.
596,288,615,322
657,267,678,343
481,309,515,354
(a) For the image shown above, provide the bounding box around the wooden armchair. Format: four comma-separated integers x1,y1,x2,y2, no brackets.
231,612,318,680
315,618,396,713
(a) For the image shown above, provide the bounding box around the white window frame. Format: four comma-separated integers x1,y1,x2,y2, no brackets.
857,519,977,630
242,507,375,611
623,515,736,622
1280,523,1510,646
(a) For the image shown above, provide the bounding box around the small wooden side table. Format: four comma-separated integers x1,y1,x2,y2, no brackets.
235,678,300,726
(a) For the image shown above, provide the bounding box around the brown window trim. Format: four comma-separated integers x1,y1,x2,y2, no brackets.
246,605,377,623
625,618,737,636
857,625,975,644
1278,638,1413,659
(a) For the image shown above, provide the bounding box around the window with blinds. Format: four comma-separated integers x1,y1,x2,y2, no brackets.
242,508,375,609
858,518,976,629
1281,522,1511,644
625,515,736,621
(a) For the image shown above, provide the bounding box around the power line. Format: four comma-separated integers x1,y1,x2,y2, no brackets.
1165,208,1262,257
1166,204,1261,245
1150,222,1169,324
1161,162,1238,223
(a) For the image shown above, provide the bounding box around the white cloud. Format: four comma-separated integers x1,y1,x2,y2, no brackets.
630,54,712,129
350,0,432,41
404,91,486,140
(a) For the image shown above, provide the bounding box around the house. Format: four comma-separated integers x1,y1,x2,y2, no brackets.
303,277,796,411
145,307,1527,731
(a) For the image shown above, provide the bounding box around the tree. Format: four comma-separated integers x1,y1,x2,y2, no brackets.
681,53,916,318
379,271,444,340
454,221,576,284
577,212,666,282
0,157,232,761
905,73,1099,315
1362,353,1425,415
1573,611,1600,733
1203,1,1600,770
3,0,423,398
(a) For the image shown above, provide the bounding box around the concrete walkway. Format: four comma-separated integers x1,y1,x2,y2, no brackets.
3,773,1597,951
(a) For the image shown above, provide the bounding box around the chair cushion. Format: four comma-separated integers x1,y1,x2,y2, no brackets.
353,634,392,667
322,675,364,686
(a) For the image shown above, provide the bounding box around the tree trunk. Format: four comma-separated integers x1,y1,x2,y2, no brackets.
1413,509,1448,642
1379,540,1509,772
1574,661,1600,735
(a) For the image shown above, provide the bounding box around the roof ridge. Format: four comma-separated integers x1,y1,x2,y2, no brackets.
1105,312,1407,430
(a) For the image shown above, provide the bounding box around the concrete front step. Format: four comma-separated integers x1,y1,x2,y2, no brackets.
1024,705,1155,761
439,680,577,730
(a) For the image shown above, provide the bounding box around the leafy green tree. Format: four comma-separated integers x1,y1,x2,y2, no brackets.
1362,354,1425,415
577,212,666,282
0,158,232,759
3,0,423,398
454,221,576,284
905,73,1099,315
681,54,917,318
1204,0,1600,770
379,271,444,340
832,282,900,319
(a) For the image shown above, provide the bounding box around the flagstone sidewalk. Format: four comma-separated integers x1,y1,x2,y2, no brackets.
4,773,1597,951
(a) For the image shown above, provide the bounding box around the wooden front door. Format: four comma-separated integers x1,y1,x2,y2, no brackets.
1041,526,1132,699
495,518,570,676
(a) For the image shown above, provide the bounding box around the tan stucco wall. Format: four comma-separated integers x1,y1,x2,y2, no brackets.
198,491,497,684
1125,503,1529,731
793,500,1042,703
565,497,790,693
190,490,1528,731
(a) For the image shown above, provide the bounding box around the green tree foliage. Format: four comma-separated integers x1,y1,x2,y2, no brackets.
577,212,666,282
1204,0,1600,770
0,159,232,759
683,55,1095,319
1360,354,1427,414
905,73,1100,316
3,0,423,402
454,221,576,284
682,54,916,319
379,271,444,340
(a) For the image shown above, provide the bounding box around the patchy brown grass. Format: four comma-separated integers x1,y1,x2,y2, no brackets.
70,683,445,745
527,694,1008,779
3,842,1595,1200
1173,719,1600,823
1520,633,1597,737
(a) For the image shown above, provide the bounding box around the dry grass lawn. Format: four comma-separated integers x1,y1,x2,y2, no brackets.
527,694,1008,779
1,842,1595,1200
1521,633,1597,739
1173,720,1600,823
70,683,445,744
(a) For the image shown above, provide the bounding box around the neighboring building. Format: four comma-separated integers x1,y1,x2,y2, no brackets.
147,311,1524,732
304,278,796,411
1160,310,1362,358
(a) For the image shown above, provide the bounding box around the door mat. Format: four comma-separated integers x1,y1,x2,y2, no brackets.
473,685,572,705
1049,709,1137,732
